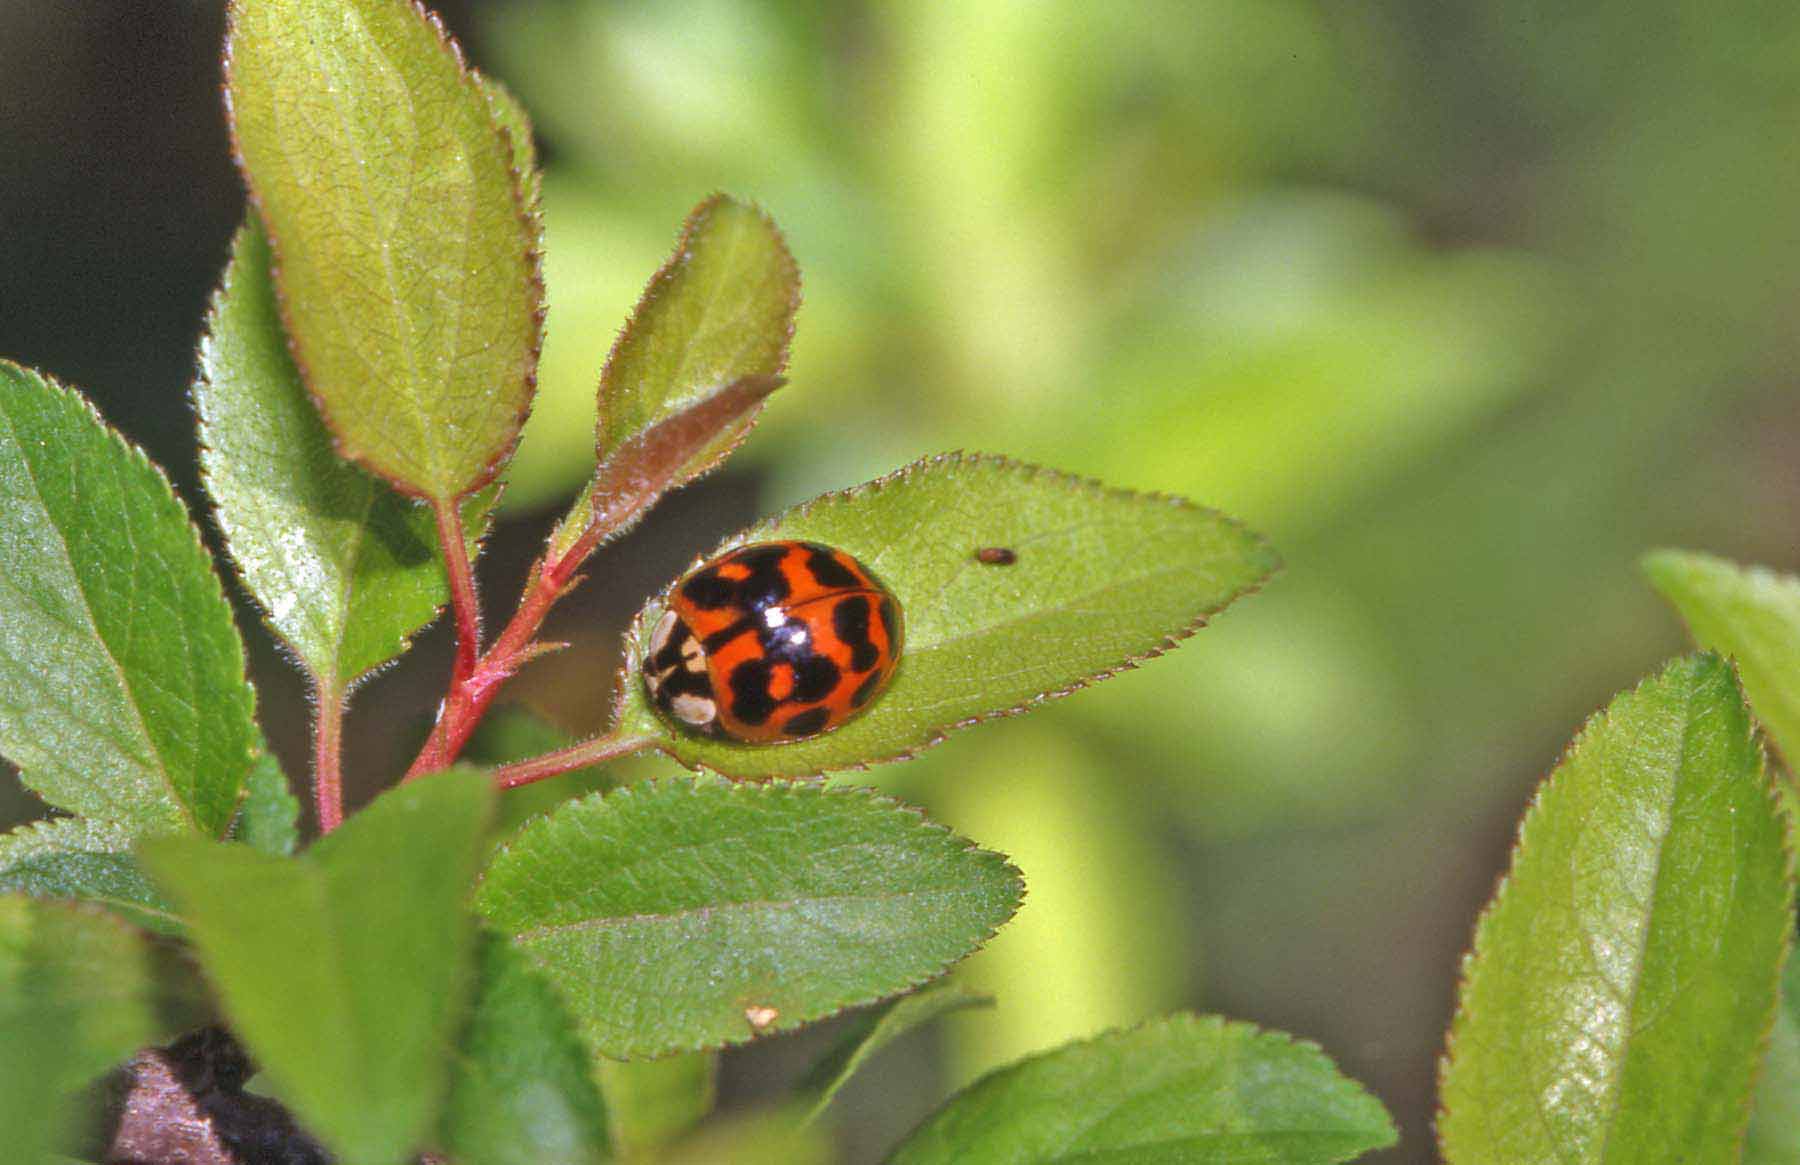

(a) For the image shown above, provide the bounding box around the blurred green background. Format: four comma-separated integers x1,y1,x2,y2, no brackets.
4,2,1800,1161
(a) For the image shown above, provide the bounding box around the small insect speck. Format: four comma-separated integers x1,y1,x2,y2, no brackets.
976,547,1017,565
745,1005,779,1031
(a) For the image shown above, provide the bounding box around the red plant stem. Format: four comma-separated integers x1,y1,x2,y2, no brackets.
433,497,482,687
313,679,346,834
405,521,607,781
489,732,656,789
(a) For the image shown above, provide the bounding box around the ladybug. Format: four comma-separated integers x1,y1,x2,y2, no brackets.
644,541,903,743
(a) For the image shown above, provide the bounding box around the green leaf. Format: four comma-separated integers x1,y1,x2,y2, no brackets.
476,777,1022,1059
464,707,623,838
1645,550,1800,769
225,0,542,501
140,769,495,1165
442,933,609,1165
1746,949,1800,1163
549,373,786,560
614,453,1278,777
597,1054,718,1159
197,221,475,689
0,897,160,1164
1439,655,1796,1164
233,748,299,858
887,1014,1397,1164
0,818,182,936
0,361,257,836
596,195,798,486
798,981,993,1125
475,72,542,219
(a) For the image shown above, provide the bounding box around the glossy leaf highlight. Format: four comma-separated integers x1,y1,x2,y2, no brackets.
887,1014,1397,1164
0,818,181,936
225,0,542,500
0,361,256,836
477,778,1022,1059
141,769,495,1165
1439,654,1795,1164
615,453,1278,776
197,222,467,688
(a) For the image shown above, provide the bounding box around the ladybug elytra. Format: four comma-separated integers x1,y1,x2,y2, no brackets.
645,540,902,743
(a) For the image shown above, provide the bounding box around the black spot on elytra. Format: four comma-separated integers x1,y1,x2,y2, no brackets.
879,596,900,646
702,616,758,653
832,595,880,672
782,707,831,737
650,617,694,674
728,658,778,726
792,654,841,702
682,544,793,611
850,669,884,708
804,544,862,589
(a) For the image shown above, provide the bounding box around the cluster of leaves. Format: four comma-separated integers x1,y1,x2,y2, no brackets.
0,0,1405,1162
1435,553,1800,1162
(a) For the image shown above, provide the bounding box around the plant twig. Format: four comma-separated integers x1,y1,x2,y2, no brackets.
433,497,482,686
313,678,346,833
488,732,657,789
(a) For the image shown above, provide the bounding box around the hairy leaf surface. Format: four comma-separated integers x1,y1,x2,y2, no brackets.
225,0,541,500
596,195,797,486
887,1014,1396,1164
142,769,494,1165
198,222,469,688
1439,655,1795,1164
615,453,1277,776
0,361,256,835
477,777,1022,1059
0,818,180,935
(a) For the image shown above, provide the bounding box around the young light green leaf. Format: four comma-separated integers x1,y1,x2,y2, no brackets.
596,1054,718,1159
1439,654,1795,1164
549,373,787,560
140,769,495,1165
799,981,993,1125
887,1014,1397,1164
1746,953,1800,1163
441,934,609,1165
197,221,476,689
614,453,1278,777
233,749,298,858
0,361,257,836
0,818,182,936
0,897,161,1164
597,195,798,485
1645,550,1800,768
225,0,542,501
476,777,1023,1059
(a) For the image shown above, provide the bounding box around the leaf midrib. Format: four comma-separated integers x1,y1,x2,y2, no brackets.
513,887,984,943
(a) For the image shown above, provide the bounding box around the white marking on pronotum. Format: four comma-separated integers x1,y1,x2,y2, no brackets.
670,693,716,726
649,609,678,655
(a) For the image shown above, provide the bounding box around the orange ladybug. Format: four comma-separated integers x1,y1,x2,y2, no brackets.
645,541,902,743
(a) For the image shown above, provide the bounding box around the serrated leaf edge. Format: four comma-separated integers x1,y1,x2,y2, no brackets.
610,451,1281,779
480,775,1026,1059
0,360,258,836
1433,654,1798,1158
595,193,802,479
221,0,545,502
890,1012,1397,1161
